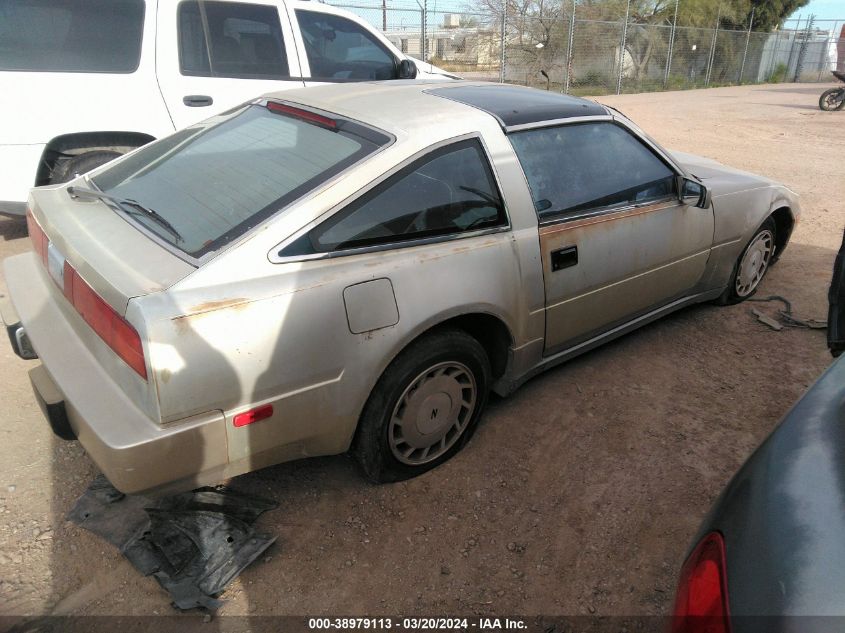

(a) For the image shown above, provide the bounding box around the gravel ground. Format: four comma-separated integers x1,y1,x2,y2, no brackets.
0,82,842,622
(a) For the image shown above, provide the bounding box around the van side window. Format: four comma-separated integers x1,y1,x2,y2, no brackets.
178,1,289,79
0,0,145,73
295,10,397,81
282,139,507,256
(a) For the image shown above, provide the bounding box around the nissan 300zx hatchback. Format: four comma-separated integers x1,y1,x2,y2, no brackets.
2,81,799,494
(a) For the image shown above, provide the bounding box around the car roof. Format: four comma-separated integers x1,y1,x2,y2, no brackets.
261,81,608,139
426,83,607,127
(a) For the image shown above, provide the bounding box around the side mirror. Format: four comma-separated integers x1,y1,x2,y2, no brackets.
679,177,711,209
398,58,417,80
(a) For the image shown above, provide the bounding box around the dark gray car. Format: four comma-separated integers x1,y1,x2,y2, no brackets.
670,233,845,633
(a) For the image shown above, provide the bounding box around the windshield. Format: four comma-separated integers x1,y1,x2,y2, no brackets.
91,102,390,259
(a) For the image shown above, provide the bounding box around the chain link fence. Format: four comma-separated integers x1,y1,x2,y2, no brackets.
325,0,844,95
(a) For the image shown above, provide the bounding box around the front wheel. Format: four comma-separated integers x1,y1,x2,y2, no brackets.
716,217,776,305
353,329,491,483
819,88,845,111
49,150,123,185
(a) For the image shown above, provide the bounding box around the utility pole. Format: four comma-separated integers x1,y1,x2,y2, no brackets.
382,0,387,32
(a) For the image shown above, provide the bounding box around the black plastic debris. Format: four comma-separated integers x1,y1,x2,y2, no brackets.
67,475,277,610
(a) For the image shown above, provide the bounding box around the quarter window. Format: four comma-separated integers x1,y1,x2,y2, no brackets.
178,1,289,79
508,122,676,219
296,9,396,81
286,139,506,255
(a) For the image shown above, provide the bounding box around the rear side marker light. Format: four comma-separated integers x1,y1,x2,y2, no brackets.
266,101,337,129
233,404,274,428
671,531,731,633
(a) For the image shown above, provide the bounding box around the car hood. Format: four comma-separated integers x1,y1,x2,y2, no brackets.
670,150,776,197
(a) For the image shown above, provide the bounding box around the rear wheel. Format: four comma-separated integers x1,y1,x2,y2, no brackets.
354,329,491,483
49,150,122,185
819,88,845,111
716,217,776,305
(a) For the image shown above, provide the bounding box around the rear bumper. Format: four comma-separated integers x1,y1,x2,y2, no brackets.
2,252,230,494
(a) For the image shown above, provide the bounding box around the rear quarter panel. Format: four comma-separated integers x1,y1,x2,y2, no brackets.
136,119,545,472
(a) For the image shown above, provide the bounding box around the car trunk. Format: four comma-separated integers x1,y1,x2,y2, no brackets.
29,186,195,316
26,186,196,421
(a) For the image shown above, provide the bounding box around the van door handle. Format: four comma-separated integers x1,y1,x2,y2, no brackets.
183,95,213,107
551,245,578,271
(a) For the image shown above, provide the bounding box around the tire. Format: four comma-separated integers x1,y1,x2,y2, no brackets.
49,150,123,185
819,88,845,111
353,329,491,483
715,217,777,306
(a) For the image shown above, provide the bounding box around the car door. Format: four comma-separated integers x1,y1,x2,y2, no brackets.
286,5,402,86
156,0,304,130
508,120,715,353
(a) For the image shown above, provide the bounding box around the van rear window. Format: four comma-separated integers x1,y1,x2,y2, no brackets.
91,102,391,259
0,0,145,73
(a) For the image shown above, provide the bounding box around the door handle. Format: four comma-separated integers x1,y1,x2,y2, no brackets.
551,245,578,271
183,95,213,107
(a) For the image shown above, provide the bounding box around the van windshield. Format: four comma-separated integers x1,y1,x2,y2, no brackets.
91,102,390,259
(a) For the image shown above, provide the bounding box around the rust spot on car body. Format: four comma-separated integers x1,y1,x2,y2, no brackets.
170,298,251,334
186,298,250,315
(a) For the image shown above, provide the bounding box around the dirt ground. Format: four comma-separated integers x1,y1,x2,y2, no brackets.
0,82,843,623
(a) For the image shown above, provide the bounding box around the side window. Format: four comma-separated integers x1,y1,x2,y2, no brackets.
289,139,506,254
508,122,676,219
296,9,396,81
0,0,145,73
178,1,289,78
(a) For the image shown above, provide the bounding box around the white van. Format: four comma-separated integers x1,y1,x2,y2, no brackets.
0,0,453,216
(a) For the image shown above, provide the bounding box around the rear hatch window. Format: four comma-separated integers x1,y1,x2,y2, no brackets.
90,101,391,260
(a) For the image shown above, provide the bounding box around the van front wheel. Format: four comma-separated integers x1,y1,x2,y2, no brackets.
50,150,122,184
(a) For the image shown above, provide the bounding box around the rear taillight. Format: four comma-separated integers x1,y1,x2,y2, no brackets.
63,264,147,379
26,208,48,267
27,209,146,379
671,532,731,633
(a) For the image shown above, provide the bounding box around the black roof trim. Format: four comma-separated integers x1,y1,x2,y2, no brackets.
427,84,607,128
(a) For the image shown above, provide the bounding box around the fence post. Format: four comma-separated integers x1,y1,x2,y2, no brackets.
663,0,679,88
499,10,506,83
705,4,721,86
616,0,631,94
738,7,754,83
416,0,427,61
766,26,781,81
817,32,830,81
794,14,814,82
564,0,576,94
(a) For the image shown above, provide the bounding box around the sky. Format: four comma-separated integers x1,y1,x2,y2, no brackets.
787,0,844,22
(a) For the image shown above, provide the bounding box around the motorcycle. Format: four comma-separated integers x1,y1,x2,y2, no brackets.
819,70,845,111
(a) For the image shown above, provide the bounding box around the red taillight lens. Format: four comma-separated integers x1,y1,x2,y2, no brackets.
671,532,731,633
26,209,48,266
64,264,147,380
27,210,147,379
